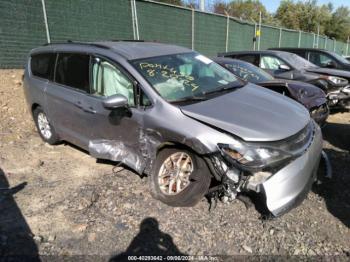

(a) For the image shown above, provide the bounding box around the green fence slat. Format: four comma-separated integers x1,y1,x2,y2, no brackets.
228,20,255,51
137,1,192,49
281,29,299,47
300,32,314,48
0,0,348,68
260,26,280,50
194,12,226,56
45,0,133,42
0,0,47,68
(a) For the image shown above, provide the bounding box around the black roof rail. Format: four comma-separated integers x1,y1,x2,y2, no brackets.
109,39,145,42
42,40,111,50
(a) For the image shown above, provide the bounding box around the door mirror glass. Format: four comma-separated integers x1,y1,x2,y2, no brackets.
102,94,128,109
279,64,290,71
326,61,336,68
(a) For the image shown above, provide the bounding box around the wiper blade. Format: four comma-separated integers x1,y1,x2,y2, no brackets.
169,96,208,103
202,82,245,95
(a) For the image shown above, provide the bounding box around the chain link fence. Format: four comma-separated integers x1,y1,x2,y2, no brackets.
0,0,349,68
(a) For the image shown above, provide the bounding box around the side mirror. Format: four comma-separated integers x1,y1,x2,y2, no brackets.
279,64,290,71
102,94,128,109
326,61,336,68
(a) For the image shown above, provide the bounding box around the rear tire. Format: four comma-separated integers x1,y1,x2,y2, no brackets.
149,148,211,207
33,107,59,145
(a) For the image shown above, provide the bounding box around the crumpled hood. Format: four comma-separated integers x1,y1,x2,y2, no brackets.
259,80,326,109
259,79,321,97
180,83,310,142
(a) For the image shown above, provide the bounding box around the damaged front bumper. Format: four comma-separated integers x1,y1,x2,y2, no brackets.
257,123,323,216
310,103,329,127
328,86,350,108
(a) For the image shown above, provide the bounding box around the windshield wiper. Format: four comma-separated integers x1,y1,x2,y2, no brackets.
202,82,245,95
169,95,208,103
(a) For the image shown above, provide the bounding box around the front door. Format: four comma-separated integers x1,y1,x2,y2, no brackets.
74,56,143,170
259,55,294,80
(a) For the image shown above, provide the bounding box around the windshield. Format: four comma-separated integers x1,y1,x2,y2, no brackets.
331,51,350,64
131,52,242,102
221,60,274,83
279,52,317,69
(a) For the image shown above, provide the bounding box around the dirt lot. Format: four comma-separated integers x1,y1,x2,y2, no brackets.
0,69,349,259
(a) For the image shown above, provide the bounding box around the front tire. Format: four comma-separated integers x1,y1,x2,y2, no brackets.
149,148,211,207
33,107,59,145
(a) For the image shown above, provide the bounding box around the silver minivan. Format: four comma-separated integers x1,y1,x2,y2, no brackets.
24,41,323,216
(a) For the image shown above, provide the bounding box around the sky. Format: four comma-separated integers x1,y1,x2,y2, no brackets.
259,0,350,13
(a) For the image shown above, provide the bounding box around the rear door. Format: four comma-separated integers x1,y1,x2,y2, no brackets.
46,52,92,148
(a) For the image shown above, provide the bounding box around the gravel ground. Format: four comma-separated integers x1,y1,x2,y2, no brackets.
0,69,349,259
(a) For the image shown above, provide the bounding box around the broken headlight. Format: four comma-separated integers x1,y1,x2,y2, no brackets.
321,75,348,86
218,141,293,171
327,76,347,85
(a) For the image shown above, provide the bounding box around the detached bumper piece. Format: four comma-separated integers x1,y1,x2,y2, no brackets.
328,86,350,109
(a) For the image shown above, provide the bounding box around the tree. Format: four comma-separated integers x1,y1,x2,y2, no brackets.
275,0,334,34
325,6,350,41
213,0,279,25
274,0,301,29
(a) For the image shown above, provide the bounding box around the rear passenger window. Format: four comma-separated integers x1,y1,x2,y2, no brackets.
55,53,90,92
236,55,259,66
31,53,56,80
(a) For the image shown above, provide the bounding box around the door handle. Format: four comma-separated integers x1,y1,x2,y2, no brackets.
83,107,97,114
74,101,96,114
74,101,83,109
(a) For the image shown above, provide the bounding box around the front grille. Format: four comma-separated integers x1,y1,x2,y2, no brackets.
268,121,315,155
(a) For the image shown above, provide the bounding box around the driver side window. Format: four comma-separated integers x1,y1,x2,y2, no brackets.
308,52,332,68
91,58,135,106
260,55,286,70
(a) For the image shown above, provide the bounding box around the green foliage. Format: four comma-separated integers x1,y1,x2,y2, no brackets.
324,6,350,41
275,0,350,41
213,0,279,25
210,0,350,42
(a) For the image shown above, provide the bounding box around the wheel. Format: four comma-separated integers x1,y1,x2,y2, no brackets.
33,107,59,145
149,148,211,207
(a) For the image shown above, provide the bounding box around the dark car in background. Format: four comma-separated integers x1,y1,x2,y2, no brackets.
218,50,350,109
270,47,350,71
213,57,329,126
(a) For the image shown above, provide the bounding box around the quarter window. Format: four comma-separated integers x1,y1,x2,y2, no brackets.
31,53,56,80
91,58,135,106
55,53,90,92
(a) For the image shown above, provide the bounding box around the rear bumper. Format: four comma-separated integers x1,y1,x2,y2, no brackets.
262,122,323,216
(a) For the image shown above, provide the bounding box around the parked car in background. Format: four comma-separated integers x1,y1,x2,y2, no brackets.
213,57,329,126
218,50,350,109
24,41,323,217
270,47,350,71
